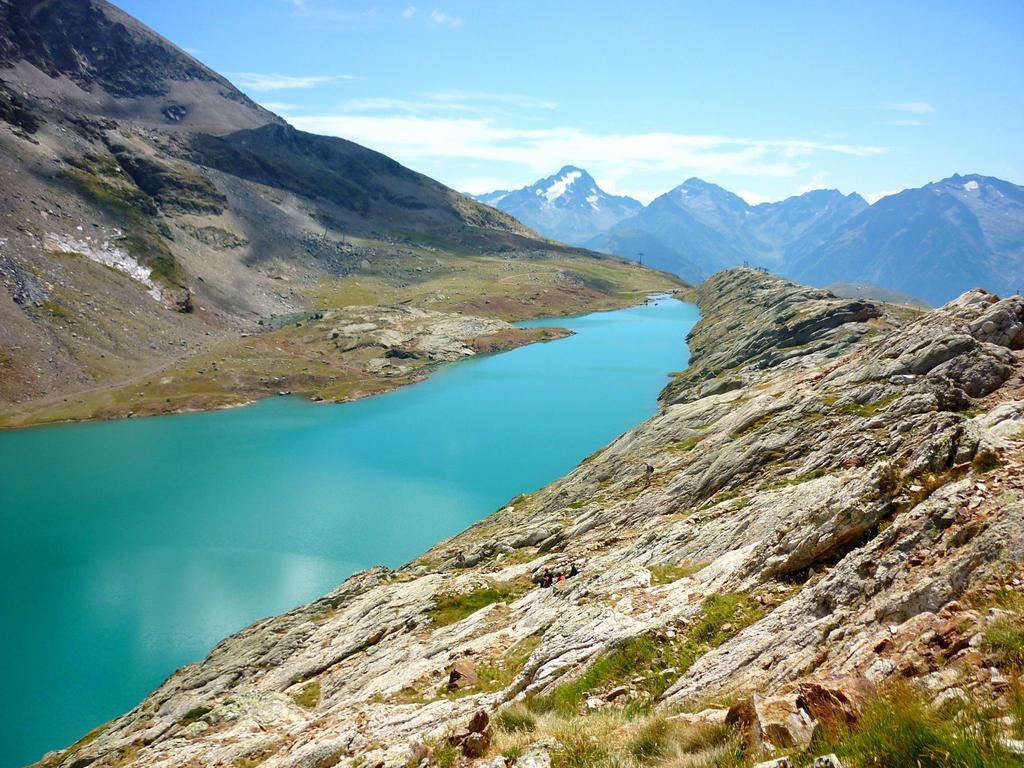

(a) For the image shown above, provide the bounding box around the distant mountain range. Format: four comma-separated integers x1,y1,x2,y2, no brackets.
474,166,642,245
475,171,1024,305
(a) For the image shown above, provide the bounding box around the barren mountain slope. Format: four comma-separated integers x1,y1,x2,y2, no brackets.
41,269,1024,767
0,0,679,425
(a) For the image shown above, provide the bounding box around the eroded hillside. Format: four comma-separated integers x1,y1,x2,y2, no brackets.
41,269,1024,768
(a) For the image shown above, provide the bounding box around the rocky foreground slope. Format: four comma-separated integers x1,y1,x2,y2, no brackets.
42,269,1024,768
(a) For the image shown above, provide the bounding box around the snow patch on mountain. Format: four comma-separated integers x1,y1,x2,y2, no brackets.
45,229,163,301
544,170,582,202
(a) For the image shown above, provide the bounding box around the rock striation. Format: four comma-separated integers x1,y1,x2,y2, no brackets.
38,269,1024,767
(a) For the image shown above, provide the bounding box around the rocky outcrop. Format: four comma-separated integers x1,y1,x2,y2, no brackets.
324,305,568,378
39,269,1024,768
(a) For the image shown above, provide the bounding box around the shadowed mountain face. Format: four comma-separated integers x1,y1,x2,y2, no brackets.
0,0,279,131
789,175,1024,305
474,166,642,245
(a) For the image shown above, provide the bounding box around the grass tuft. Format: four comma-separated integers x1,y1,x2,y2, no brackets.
627,716,671,760
528,593,762,716
178,705,212,726
830,683,1018,768
649,561,706,585
985,617,1024,668
292,681,321,709
494,702,537,734
428,580,530,627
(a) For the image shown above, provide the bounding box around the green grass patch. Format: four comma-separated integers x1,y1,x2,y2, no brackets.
291,681,321,708
649,561,707,585
178,705,212,726
985,617,1024,668
759,466,831,491
669,435,706,453
450,635,542,700
708,489,744,506
551,726,612,768
529,593,762,716
399,635,542,704
828,683,1018,768
428,580,531,627
627,717,671,760
835,394,898,419
987,588,1024,613
729,411,777,440
494,702,538,734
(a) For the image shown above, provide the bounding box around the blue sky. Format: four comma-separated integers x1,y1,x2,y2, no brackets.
121,0,1023,204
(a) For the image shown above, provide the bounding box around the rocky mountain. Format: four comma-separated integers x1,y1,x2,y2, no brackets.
790,174,1024,306
41,268,1024,768
0,0,679,424
591,179,868,283
588,173,1024,305
473,166,642,245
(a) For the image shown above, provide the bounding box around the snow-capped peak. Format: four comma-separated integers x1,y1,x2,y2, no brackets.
543,169,583,202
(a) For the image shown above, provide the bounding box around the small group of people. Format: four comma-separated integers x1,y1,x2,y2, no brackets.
539,562,579,588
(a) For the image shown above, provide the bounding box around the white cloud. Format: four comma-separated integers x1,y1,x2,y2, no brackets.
430,9,464,26
402,5,418,18
289,113,887,195
229,73,358,91
736,189,774,205
865,189,901,204
887,119,929,126
595,177,662,205
797,171,829,194
888,101,935,114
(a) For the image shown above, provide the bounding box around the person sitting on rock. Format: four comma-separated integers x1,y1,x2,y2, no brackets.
540,569,553,588
569,562,580,578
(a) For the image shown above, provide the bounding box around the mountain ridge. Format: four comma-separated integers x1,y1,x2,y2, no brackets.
472,165,642,246
478,169,1022,302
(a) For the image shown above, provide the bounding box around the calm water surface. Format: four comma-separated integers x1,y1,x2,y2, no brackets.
0,298,698,765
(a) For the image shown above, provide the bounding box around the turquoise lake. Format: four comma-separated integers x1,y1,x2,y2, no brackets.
0,298,698,766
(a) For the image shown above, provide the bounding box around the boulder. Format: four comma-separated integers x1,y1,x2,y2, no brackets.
757,694,818,749
727,693,818,751
813,755,844,768
667,707,729,727
462,731,490,758
447,709,491,758
446,660,478,690
795,679,868,729
517,746,554,768
604,685,629,702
